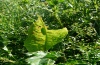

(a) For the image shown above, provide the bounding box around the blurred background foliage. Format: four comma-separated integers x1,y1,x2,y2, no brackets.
0,0,100,65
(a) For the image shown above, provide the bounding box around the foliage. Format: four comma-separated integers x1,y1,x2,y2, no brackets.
24,16,68,52
26,51,61,65
0,0,100,65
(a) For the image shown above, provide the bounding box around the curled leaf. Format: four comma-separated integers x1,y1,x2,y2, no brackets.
24,16,68,52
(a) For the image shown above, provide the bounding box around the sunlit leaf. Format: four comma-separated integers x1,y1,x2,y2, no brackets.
26,51,47,65
24,16,68,52
26,51,55,65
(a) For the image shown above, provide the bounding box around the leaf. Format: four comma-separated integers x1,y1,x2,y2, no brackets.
58,0,64,2
24,16,46,52
24,16,68,52
26,51,47,65
0,57,15,63
26,51,55,65
46,28,68,50
44,51,61,60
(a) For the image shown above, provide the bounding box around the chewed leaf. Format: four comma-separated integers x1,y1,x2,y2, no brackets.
24,16,68,52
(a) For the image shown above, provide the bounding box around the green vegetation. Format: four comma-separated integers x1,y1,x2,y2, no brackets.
0,0,100,65
24,16,68,52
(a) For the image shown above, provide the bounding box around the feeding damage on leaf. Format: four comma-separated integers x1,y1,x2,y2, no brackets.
24,16,68,52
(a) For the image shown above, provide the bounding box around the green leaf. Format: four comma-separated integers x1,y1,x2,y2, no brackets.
26,51,47,65
44,51,61,60
24,16,46,52
46,28,68,50
26,51,55,65
58,0,64,2
24,16,68,52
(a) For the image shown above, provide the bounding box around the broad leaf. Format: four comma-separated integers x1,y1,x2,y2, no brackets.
26,51,55,65
24,16,46,52
24,16,68,52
